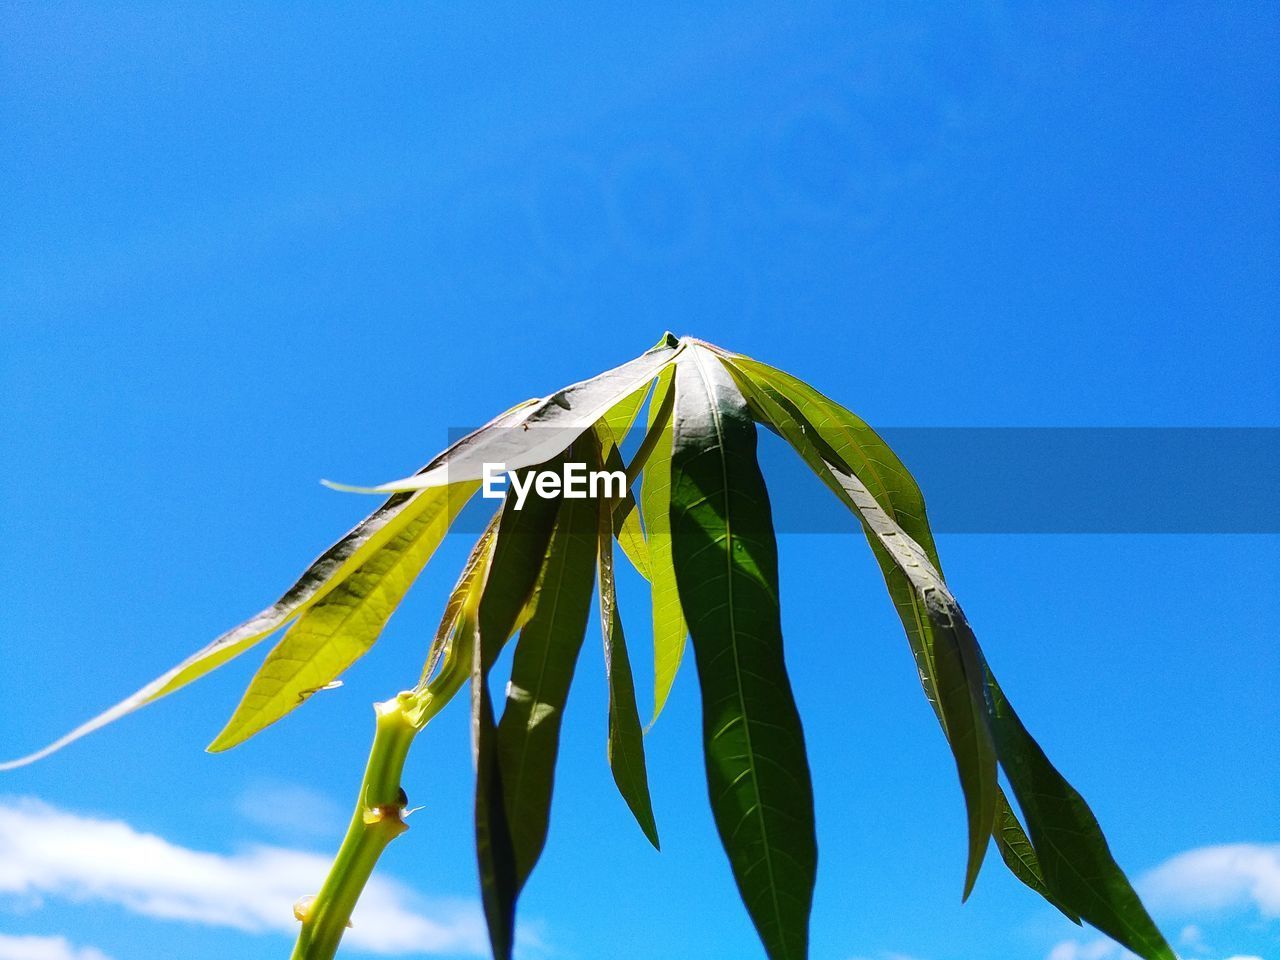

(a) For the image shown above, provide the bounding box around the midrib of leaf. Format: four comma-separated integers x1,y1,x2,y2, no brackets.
687,346,787,947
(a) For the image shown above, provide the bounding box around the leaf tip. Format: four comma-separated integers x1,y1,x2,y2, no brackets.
320,478,383,494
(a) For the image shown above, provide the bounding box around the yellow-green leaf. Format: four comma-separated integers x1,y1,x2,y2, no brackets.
208,482,477,751
595,469,659,849
639,364,686,724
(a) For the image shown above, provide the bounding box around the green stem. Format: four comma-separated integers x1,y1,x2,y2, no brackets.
290,696,418,960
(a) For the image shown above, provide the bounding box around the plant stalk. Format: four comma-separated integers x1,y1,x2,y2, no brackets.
290,696,419,960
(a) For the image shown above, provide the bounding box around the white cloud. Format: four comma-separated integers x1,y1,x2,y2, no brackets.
0,934,113,960
1140,844,1280,920
1045,938,1266,960
1046,940,1128,960
0,797,486,955
233,780,345,840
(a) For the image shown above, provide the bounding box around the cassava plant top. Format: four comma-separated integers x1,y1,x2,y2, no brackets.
4,334,1176,960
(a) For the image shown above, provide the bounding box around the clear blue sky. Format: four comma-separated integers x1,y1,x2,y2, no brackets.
1,4,1277,960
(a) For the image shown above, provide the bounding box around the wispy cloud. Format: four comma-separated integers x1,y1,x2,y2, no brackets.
1045,941,1125,960
0,797,487,956
1140,844,1280,920
233,780,346,841
0,934,113,960
1046,939,1263,960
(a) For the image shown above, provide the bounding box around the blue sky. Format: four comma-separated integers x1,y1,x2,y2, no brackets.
1,3,1277,960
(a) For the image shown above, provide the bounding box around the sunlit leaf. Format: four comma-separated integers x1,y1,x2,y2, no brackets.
333,342,682,495
473,465,564,960
669,346,817,960
1,397,543,771
403,511,501,729
639,364,686,725
495,468,597,886
595,466,659,849
595,390,652,580
209,483,478,751
0,486,459,770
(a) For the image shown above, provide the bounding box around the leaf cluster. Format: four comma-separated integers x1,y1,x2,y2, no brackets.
3,335,1175,960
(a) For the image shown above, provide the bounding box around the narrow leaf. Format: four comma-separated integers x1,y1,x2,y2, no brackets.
1,484,465,770
725,361,997,896
495,473,597,886
994,791,1081,924
669,347,817,960
403,511,501,729
639,364,687,724
987,676,1175,959
723,355,941,565
4,396,545,770
724,353,1170,952
595,465,660,849
209,483,478,751
473,467,564,960
596,402,651,580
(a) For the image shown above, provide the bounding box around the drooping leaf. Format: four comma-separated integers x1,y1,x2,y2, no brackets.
0,492,456,770
987,675,1175,960
669,346,817,960
722,355,940,563
595,469,660,850
472,466,564,960
209,483,479,751
723,353,1168,948
595,389,652,580
638,364,686,725
1,397,542,771
993,792,1080,924
495,474,597,886
721,362,997,897
334,341,682,495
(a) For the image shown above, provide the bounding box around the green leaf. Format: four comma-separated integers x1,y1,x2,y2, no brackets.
994,791,1080,924
495,478,597,886
595,390,652,580
724,352,1171,953
595,470,660,849
403,510,501,729
599,380,650,445
723,356,941,565
3,394,549,770
209,483,478,751
669,346,817,960
987,676,1175,960
723,360,997,897
639,364,687,725
0,483,468,771
339,341,682,495
473,466,565,960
